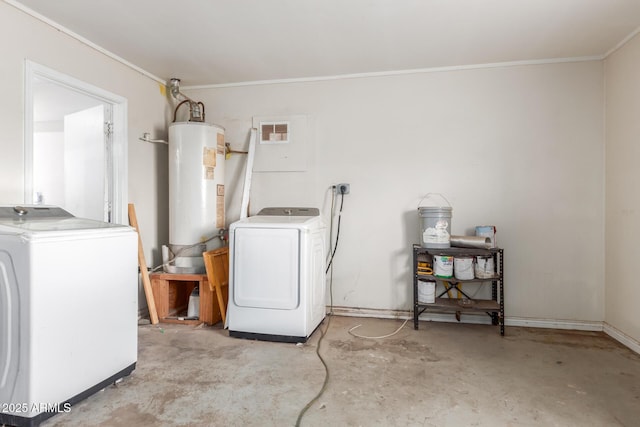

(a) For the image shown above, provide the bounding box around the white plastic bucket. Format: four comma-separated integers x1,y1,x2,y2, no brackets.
475,256,495,279
433,255,454,278
454,256,474,280
475,226,497,248
187,287,200,318
418,193,452,248
418,280,435,303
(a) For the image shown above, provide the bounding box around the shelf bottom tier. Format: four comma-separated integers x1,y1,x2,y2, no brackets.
417,297,500,312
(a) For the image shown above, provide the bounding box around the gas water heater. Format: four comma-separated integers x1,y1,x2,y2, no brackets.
164,121,225,273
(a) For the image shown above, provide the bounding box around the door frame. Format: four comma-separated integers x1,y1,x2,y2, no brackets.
24,60,129,224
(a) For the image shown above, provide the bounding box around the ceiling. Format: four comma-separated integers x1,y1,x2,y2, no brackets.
8,0,640,87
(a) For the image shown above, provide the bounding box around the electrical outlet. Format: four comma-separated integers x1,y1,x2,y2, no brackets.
335,183,350,195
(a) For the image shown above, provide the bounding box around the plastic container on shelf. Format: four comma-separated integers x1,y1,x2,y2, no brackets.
454,256,474,280
475,226,497,248
433,254,454,278
475,255,495,279
417,280,435,303
418,193,452,248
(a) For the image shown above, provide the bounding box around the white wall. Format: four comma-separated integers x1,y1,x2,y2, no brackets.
1,0,608,325
604,34,640,343
0,2,170,266
189,60,605,322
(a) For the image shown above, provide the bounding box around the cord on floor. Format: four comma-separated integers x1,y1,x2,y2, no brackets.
295,316,409,425
295,314,332,427
347,318,410,339
295,186,345,425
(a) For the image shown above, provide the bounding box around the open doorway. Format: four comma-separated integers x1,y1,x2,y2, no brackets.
24,61,128,224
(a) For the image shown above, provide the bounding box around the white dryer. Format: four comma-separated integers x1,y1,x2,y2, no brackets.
0,206,137,427
228,207,327,343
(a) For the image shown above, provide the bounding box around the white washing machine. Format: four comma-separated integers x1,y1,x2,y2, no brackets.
228,207,327,343
0,206,138,427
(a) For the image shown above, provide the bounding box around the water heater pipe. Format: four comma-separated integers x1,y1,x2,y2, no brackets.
169,78,204,122
138,132,167,144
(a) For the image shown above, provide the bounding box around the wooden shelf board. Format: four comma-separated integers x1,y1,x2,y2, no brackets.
160,317,203,326
417,298,500,312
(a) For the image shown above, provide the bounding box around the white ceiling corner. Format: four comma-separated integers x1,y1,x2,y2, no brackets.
7,0,640,87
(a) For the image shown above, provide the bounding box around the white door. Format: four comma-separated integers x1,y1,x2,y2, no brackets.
63,105,112,221
233,227,300,309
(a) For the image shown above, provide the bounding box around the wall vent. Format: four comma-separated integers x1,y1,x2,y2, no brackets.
260,122,289,144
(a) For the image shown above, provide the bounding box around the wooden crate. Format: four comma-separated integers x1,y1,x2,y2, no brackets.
149,273,225,325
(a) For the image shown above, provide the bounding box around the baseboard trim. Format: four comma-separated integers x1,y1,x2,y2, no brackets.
506,317,603,331
331,307,610,329
604,323,640,355
325,307,640,354
330,306,493,325
329,306,410,320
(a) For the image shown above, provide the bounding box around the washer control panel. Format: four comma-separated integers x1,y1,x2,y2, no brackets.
0,206,74,220
257,207,319,216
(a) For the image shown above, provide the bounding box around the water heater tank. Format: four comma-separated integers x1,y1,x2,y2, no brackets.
166,121,225,273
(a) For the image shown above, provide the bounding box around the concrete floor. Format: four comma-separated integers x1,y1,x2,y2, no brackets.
41,316,640,427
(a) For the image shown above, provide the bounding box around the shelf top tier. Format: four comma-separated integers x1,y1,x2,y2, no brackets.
413,244,502,257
